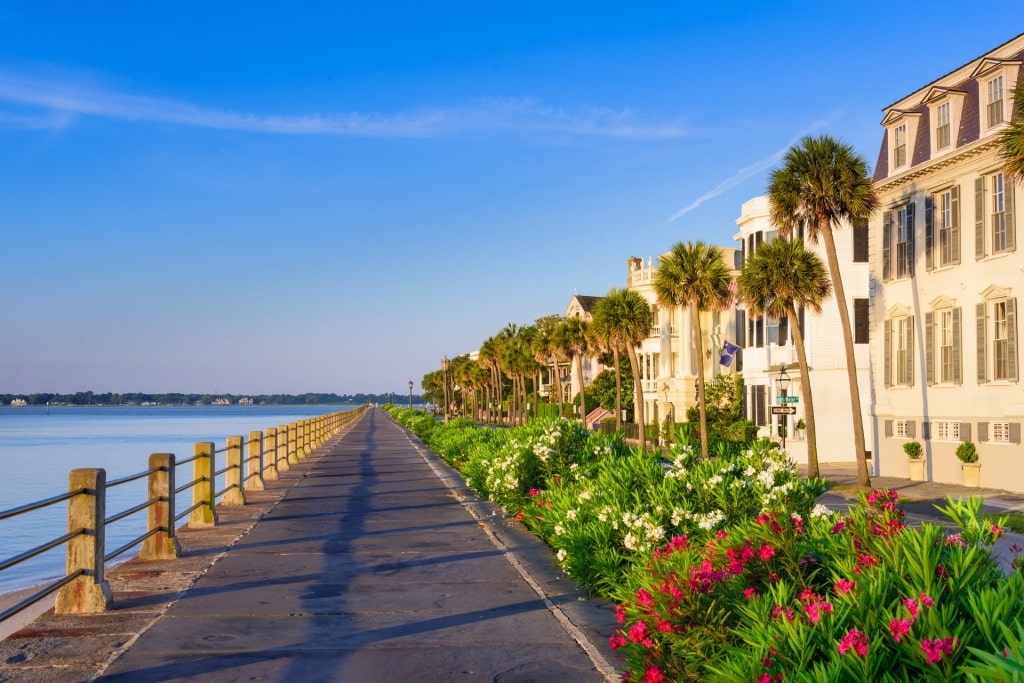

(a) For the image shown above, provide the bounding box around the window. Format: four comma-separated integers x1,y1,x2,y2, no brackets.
934,421,960,441
992,422,1010,442
854,299,869,344
896,420,910,438
927,187,959,269
885,315,914,387
853,219,868,262
939,310,956,383
936,102,951,150
896,206,912,278
975,172,1016,258
981,421,1021,443
926,306,961,385
987,75,1004,128
893,123,907,168
976,297,1018,383
883,203,916,280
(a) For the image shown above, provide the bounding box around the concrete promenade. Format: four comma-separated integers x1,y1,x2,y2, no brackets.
0,408,618,682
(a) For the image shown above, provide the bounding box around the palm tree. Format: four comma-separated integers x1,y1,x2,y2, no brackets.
999,76,1024,182
562,316,591,423
738,237,831,476
654,241,733,459
532,316,563,418
586,316,621,429
592,288,653,450
479,337,501,423
768,135,877,487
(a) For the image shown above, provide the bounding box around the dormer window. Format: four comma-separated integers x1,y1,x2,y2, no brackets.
893,124,907,168
935,102,951,150
987,75,1005,128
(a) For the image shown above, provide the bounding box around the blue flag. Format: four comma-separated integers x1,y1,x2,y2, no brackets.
720,340,739,367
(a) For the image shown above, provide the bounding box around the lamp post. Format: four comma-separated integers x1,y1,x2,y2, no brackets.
776,367,791,450
441,356,450,422
408,380,413,410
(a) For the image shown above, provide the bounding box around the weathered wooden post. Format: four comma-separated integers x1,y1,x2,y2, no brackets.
246,430,265,491
141,454,180,560
264,427,279,480
222,436,245,506
190,441,218,527
55,468,113,614
288,423,299,465
277,424,290,472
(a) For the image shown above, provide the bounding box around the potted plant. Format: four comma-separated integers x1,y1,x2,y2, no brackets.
794,418,806,439
957,440,980,487
903,440,925,481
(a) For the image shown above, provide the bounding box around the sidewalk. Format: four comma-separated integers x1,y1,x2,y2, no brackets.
0,409,617,683
812,462,1024,573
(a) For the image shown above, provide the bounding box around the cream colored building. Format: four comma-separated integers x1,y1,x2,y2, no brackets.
734,196,872,466
625,250,740,428
869,34,1023,488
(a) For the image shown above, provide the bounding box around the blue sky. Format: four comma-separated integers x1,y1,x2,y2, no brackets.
0,2,1016,395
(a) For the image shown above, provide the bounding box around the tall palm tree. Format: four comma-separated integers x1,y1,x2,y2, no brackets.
768,135,878,487
999,76,1024,182
738,237,831,476
586,315,622,429
654,241,733,460
479,337,501,423
562,316,591,423
592,289,653,450
532,316,563,418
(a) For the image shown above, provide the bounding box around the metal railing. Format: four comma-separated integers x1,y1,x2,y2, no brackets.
0,406,367,622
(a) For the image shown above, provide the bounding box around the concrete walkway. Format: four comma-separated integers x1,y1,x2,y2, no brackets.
0,409,618,682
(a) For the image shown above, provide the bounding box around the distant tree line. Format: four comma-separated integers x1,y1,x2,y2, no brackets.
0,392,409,406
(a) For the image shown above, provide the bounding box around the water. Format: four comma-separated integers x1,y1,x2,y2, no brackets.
0,404,355,595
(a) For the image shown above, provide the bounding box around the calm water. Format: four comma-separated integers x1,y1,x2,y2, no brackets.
0,404,354,594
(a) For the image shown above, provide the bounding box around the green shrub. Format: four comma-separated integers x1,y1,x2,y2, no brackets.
956,441,978,464
903,440,923,459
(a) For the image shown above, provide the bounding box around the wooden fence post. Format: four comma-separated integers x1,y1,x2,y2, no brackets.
264,427,279,480
141,454,180,560
277,424,290,472
190,441,217,527
222,436,245,505
246,430,265,491
55,468,113,614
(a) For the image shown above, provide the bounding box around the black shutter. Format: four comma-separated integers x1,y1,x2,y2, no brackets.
854,299,869,344
1011,423,1021,444
977,303,987,383
925,311,934,385
1008,298,1018,382
1006,180,1016,252
778,315,788,347
952,307,962,385
951,185,961,265
883,210,892,280
978,422,988,442
925,194,934,270
736,309,746,347
975,177,986,259
884,419,893,437
907,317,915,386
884,320,892,388
906,202,916,277
853,219,868,262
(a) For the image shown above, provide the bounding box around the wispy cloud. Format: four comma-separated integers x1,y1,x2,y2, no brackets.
0,69,688,140
665,117,837,224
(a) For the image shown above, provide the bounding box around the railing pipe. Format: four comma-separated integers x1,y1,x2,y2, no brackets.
55,468,113,614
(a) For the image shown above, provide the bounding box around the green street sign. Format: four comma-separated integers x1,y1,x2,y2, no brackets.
776,396,800,404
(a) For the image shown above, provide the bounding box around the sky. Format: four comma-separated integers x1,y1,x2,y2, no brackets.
0,2,1018,396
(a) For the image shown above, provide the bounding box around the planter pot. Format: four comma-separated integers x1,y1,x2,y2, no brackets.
961,462,981,488
908,459,926,481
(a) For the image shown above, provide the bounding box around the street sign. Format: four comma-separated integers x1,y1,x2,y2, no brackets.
771,406,797,415
776,396,799,403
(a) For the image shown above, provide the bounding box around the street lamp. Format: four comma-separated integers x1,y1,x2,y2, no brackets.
777,367,791,450
408,380,414,410
441,356,450,422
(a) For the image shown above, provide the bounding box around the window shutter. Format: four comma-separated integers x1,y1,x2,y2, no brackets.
1011,423,1021,444
1008,298,1018,382
960,423,972,441
975,177,986,259
778,315,788,347
854,299,869,344
951,185,961,265
978,422,988,442
906,202,916,276
925,193,933,270
884,320,892,387
907,317,914,386
952,307,962,384
922,421,931,439
1007,180,1016,252
736,309,746,347
977,303,988,383
925,312,934,385
853,219,868,263
884,419,893,437
883,210,892,280
907,420,916,438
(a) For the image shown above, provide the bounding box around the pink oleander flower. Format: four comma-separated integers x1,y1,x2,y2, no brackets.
615,604,626,624
635,588,653,607
921,637,957,664
528,488,540,497
903,597,920,619
831,519,847,534
919,593,934,608
758,544,776,561
838,629,869,657
628,621,648,643
715,529,728,539
655,619,673,633
744,587,758,600
642,666,665,683
890,618,913,642
991,524,1006,539
609,633,627,650
834,578,855,595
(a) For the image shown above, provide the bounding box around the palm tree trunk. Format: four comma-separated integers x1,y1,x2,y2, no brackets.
613,348,623,430
788,305,819,477
692,301,710,459
576,354,587,424
820,225,871,487
551,357,564,419
626,343,647,451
